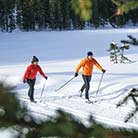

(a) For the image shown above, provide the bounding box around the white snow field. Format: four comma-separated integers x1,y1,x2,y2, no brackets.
0,29,138,135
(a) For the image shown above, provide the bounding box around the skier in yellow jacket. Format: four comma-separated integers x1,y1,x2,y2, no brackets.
74,51,106,100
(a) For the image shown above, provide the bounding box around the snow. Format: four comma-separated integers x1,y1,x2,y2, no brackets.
0,28,138,137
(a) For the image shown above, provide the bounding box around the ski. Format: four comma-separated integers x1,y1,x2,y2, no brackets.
85,99,99,104
85,100,94,104
68,95,78,99
31,100,37,104
19,97,38,104
67,95,99,104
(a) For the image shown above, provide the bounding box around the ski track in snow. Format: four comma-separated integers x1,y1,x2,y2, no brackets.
19,93,138,129
18,75,138,130
5,61,138,129
1,29,138,131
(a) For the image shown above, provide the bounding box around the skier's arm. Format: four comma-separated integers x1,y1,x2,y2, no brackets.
38,66,47,79
23,66,30,82
75,59,85,73
94,59,103,71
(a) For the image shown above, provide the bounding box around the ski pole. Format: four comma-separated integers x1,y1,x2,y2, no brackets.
55,76,75,92
96,72,105,96
39,79,46,99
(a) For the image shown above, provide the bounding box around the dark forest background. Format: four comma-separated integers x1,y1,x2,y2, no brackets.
0,0,138,32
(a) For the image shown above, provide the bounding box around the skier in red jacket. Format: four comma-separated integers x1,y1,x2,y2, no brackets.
23,56,47,102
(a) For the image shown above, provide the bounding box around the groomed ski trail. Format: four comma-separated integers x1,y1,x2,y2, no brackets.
19,96,138,130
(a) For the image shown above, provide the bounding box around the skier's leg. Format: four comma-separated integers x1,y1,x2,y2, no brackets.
84,76,91,99
27,79,31,98
80,75,86,97
30,79,36,101
80,83,86,93
27,79,36,101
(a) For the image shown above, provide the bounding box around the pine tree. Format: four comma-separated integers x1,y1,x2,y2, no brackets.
0,0,16,32
121,35,138,46
98,0,116,26
56,0,64,30
16,0,35,31
119,43,131,63
16,0,23,30
90,0,117,28
117,88,138,122
91,0,100,28
70,11,85,29
32,0,47,30
129,9,138,26
71,0,92,21
1,0,138,32
112,0,138,15
107,41,120,64
61,0,72,30
42,0,50,30
108,39,133,64
48,0,57,30
0,82,38,137
0,0,5,31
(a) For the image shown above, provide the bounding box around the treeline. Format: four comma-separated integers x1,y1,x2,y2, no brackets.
0,0,138,32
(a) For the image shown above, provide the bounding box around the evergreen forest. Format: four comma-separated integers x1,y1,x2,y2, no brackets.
0,0,138,32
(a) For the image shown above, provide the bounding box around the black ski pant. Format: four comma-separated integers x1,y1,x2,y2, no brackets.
80,75,91,99
27,78,36,101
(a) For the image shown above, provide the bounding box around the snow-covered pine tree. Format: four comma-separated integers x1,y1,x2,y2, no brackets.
108,40,134,64
107,41,120,64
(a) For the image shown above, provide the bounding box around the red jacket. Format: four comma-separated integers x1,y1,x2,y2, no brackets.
23,64,46,81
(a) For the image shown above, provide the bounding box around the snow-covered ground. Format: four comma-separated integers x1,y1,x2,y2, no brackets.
0,29,138,136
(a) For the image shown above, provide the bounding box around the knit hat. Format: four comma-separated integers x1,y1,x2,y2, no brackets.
32,56,39,63
87,51,93,56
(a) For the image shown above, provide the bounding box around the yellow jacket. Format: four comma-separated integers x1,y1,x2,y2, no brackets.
75,57,103,76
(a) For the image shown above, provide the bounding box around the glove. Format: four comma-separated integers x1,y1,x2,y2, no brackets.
23,80,26,83
45,76,48,80
102,69,106,73
74,73,78,77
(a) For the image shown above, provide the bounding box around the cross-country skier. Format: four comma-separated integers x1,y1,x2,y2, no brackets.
23,56,47,102
74,51,106,101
